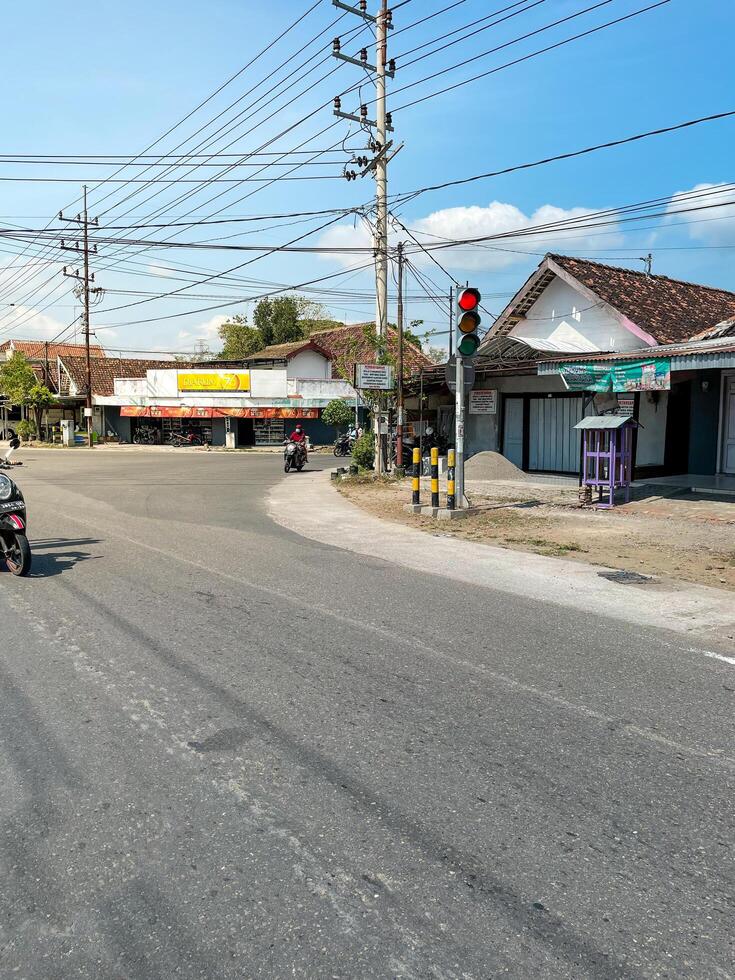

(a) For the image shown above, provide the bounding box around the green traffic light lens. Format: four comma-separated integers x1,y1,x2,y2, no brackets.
458,334,480,356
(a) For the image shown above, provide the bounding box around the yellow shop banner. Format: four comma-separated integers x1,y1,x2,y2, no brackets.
177,371,251,392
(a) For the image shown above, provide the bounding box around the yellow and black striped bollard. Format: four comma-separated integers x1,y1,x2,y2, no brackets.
412,446,421,506
430,446,439,509
447,448,456,510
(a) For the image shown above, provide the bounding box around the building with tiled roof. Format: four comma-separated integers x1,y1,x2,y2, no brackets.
308,323,431,378
485,253,735,351
408,253,735,482
56,356,182,397
0,339,106,362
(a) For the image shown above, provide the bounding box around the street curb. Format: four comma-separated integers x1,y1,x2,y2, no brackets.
268,472,735,642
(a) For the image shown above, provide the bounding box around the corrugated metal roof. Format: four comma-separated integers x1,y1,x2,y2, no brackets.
538,336,735,375
574,416,637,430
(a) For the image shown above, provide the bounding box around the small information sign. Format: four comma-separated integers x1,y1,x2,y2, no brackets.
468,389,498,415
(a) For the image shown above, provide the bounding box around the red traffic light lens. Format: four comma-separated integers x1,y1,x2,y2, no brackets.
458,311,481,334
458,287,481,312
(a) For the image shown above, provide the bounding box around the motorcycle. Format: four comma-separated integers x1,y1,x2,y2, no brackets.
170,431,205,448
333,433,354,457
283,440,306,473
0,469,31,576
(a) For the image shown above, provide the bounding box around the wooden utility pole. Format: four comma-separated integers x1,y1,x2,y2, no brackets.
61,186,100,448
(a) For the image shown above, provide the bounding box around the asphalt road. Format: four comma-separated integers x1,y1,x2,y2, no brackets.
0,450,732,979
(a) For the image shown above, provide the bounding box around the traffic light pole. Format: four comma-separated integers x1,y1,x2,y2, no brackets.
454,318,466,510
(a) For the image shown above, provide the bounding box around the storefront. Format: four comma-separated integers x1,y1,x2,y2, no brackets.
96,366,353,447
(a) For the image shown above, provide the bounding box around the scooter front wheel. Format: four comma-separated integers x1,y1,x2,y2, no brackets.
5,534,31,577
284,459,291,472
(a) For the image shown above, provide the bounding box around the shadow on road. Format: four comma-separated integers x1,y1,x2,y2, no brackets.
24,537,101,578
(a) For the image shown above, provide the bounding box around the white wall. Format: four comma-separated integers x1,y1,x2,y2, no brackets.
287,350,330,379
636,390,668,466
509,278,647,353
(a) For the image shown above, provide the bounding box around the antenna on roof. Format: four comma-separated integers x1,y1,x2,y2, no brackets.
639,252,653,276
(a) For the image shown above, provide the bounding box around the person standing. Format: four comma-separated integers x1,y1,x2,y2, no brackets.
2,429,21,466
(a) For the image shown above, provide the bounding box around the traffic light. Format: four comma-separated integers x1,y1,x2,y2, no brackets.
457,287,481,358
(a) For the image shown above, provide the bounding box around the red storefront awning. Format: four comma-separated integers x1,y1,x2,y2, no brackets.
120,406,320,419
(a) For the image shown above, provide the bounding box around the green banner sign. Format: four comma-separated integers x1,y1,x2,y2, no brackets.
559,358,671,393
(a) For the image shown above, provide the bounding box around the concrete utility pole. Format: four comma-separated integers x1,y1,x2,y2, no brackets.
61,186,101,448
395,240,404,467
374,0,389,350
332,0,397,476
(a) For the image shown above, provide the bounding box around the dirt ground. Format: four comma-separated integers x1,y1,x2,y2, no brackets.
337,476,735,592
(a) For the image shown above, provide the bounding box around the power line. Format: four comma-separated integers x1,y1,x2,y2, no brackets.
393,0,671,113
392,111,735,203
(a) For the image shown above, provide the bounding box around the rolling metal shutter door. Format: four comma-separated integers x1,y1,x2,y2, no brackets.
529,397,584,472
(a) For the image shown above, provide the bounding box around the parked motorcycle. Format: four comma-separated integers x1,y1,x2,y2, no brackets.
0,470,31,576
333,433,354,457
170,431,205,448
133,424,157,445
283,440,306,472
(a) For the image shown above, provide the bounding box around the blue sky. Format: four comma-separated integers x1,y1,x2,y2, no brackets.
0,0,732,354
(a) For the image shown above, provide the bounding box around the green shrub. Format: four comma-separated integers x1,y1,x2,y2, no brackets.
352,431,375,469
16,420,36,442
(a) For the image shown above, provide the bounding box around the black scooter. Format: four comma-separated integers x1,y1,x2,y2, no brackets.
0,468,31,576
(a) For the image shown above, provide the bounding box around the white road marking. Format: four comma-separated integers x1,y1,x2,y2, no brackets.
699,650,735,666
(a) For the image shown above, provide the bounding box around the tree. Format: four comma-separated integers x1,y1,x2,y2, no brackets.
271,296,303,344
27,383,57,437
218,314,264,359
406,318,424,350
252,294,336,346
253,298,274,346
322,398,354,436
424,346,446,364
0,353,57,439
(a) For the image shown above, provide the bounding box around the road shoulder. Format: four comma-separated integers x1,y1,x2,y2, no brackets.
268,472,735,644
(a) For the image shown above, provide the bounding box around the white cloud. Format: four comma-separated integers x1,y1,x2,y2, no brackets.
319,199,623,272
409,201,623,271
0,304,67,340
148,263,174,278
318,221,374,271
665,182,735,242
185,314,228,347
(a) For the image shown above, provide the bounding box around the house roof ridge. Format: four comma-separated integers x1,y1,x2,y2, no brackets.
548,253,735,298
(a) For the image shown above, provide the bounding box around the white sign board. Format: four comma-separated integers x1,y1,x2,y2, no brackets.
468,389,498,415
355,364,394,391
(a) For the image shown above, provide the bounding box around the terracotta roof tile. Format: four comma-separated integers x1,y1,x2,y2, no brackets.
549,254,735,344
0,339,106,360
59,357,185,397
308,324,431,377
242,339,331,360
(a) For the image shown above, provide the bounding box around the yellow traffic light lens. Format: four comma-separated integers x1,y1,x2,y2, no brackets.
458,311,480,333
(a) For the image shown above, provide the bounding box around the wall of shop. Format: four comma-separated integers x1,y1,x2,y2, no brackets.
464,374,568,458
636,391,668,467
688,370,721,474
104,406,131,442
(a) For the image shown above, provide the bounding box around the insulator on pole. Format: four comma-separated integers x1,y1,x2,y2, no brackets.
360,48,367,63
360,104,368,119
334,96,341,112
332,37,340,54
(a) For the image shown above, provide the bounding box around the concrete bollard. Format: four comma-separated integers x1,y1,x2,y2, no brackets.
447,448,456,510
430,447,439,509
